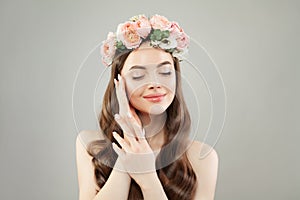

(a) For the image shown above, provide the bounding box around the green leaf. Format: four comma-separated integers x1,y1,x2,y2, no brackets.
153,29,160,35
116,41,126,50
150,34,155,41
162,30,170,38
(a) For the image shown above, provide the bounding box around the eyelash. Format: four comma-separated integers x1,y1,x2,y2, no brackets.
132,76,145,80
132,72,172,80
160,72,172,75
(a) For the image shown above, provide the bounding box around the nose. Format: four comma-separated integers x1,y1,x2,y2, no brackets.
147,82,161,89
147,72,161,89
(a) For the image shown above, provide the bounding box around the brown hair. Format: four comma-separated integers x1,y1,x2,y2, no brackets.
87,50,197,199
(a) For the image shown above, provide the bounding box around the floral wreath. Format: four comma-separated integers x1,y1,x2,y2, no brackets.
100,14,190,67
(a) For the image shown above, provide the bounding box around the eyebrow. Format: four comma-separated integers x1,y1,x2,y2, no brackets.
129,61,172,70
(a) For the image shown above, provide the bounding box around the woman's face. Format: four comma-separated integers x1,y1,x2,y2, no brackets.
121,43,176,115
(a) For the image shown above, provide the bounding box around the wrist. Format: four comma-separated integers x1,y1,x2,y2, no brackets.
139,172,161,191
139,172,168,200
113,158,130,177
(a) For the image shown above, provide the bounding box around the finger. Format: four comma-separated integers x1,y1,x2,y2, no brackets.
112,142,125,157
127,115,144,139
116,75,143,140
136,128,147,146
112,131,131,153
114,77,125,114
125,104,143,136
114,114,135,138
141,128,146,138
117,74,130,115
118,74,125,95
129,104,142,126
114,114,139,147
116,75,139,134
128,111,144,138
118,74,126,97
114,76,127,115
138,128,147,141
113,78,119,87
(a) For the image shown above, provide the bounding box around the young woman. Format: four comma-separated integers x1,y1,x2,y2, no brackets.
76,14,219,200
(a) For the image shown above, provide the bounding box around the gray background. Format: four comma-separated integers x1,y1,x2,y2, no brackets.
0,0,299,199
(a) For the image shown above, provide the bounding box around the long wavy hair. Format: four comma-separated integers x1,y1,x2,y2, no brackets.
87,49,197,199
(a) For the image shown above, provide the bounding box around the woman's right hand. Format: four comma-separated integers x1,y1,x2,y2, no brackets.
112,74,157,187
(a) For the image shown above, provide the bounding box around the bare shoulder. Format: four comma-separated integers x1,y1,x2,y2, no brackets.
187,140,219,164
76,130,101,199
187,140,219,200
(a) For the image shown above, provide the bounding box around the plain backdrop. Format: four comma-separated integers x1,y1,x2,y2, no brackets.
0,0,299,199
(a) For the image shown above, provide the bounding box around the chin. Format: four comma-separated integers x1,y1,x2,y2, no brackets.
147,104,167,115
133,104,166,115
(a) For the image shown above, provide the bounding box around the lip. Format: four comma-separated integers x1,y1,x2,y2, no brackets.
143,93,166,98
143,93,166,103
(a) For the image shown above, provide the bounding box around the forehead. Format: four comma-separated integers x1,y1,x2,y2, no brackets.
122,46,174,73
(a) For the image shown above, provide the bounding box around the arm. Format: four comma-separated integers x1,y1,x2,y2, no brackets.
139,172,168,200
93,158,131,200
141,142,219,200
189,142,219,200
76,133,131,200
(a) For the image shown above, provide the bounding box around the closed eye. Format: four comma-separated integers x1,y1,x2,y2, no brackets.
159,72,172,75
132,75,145,80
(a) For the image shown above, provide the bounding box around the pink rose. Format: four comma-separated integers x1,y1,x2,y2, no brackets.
116,22,142,49
135,15,151,39
100,32,116,66
176,32,190,50
149,14,172,31
170,22,189,50
170,21,183,38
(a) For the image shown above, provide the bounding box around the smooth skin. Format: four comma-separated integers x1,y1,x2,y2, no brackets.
76,46,219,200
76,130,219,200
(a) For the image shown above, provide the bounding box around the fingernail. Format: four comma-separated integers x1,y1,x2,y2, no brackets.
118,74,121,81
142,128,145,136
113,78,116,85
114,114,120,120
127,112,132,118
112,142,117,149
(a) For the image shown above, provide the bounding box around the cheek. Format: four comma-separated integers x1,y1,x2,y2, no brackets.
125,81,144,101
126,88,145,111
163,75,176,95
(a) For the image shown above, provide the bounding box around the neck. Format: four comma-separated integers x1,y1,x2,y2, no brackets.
137,111,167,151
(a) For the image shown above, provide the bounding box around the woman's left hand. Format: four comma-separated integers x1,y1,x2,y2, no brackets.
112,74,157,186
